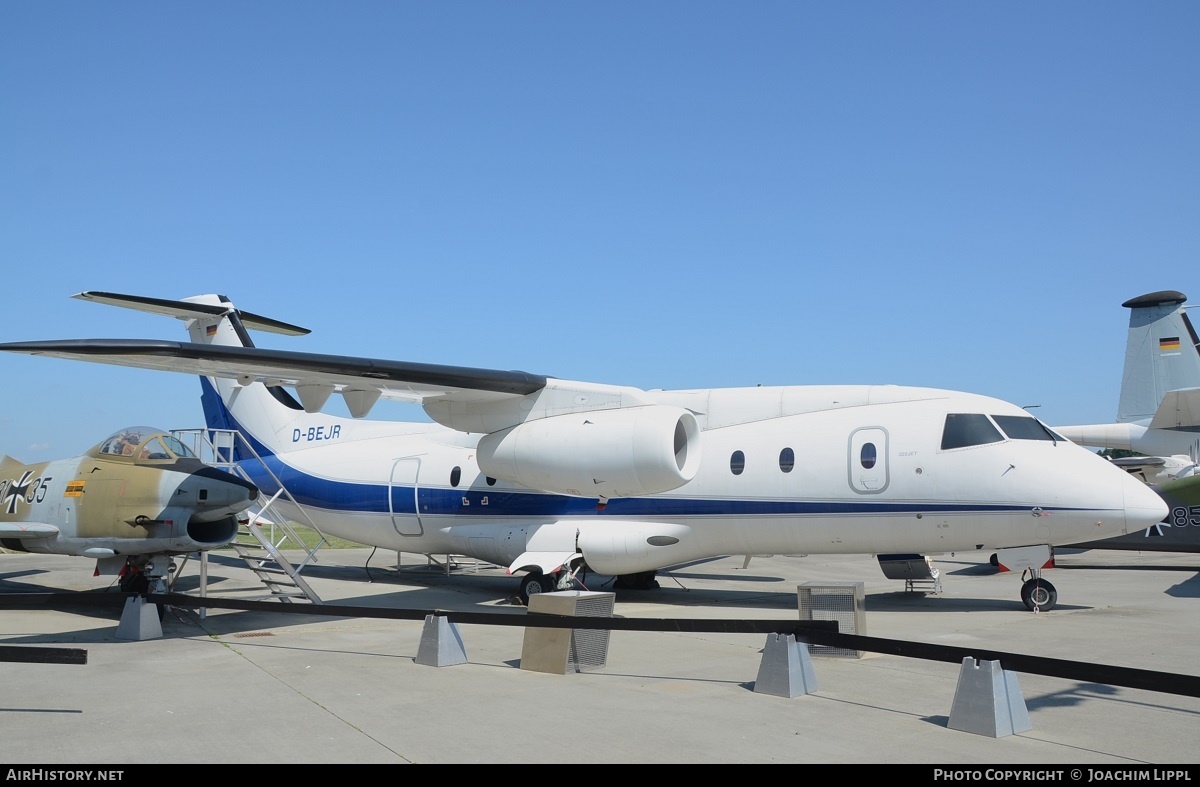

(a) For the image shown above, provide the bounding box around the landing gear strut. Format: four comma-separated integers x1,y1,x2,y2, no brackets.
118,565,150,594
117,556,175,615
993,544,1058,612
516,560,588,605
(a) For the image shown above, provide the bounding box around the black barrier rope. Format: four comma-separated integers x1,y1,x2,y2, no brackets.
0,644,87,665
3,590,1199,699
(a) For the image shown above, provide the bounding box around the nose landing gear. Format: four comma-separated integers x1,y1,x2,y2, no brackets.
1020,576,1057,612
992,544,1058,612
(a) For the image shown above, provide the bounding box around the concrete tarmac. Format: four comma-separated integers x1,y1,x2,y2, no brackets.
1,546,1198,765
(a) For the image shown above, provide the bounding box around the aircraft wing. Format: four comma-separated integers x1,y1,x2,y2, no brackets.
0,522,59,539
0,339,656,431
0,339,546,400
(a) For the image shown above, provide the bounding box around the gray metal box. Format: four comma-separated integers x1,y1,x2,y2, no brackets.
798,581,866,658
520,591,616,674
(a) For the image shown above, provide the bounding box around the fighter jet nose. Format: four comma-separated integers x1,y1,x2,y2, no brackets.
233,475,258,501
1122,473,1170,532
230,476,258,505
190,466,259,510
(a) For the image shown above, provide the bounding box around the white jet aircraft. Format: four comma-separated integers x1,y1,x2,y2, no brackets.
1057,290,1200,459
0,292,1169,611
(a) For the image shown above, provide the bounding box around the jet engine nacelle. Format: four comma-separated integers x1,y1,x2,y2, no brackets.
476,406,701,498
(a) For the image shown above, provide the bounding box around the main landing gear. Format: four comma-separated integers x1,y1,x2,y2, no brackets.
118,564,151,594
515,565,661,605
117,556,176,620
517,560,588,606
518,572,557,606
117,556,176,594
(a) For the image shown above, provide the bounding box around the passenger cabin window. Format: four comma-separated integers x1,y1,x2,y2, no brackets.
450,466,462,487
940,414,1004,450
860,443,877,469
779,447,795,473
730,450,745,476
992,415,1058,441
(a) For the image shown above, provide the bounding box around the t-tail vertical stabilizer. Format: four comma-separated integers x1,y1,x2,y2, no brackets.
1057,290,1200,456
72,292,319,463
1117,290,1200,424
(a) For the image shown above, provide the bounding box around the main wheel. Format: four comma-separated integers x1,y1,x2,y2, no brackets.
518,572,554,606
1021,578,1057,611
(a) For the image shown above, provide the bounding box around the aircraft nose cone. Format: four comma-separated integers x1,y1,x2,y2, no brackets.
1122,472,1169,532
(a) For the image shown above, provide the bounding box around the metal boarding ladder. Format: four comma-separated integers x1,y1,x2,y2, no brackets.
173,428,324,604
229,517,322,604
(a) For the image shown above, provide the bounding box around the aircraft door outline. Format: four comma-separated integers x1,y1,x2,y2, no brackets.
390,457,424,537
848,427,889,494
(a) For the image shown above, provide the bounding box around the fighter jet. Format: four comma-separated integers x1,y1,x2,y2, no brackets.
0,426,258,593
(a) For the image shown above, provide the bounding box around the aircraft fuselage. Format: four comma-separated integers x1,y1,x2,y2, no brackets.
219,381,1156,577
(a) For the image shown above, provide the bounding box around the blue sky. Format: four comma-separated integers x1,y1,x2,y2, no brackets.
2,2,1198,458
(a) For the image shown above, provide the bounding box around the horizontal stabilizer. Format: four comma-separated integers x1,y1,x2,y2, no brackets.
73,292,311,336
1148,387,1200,430
1108,454,1199,484
0,522,59,539
1109,456,1167,468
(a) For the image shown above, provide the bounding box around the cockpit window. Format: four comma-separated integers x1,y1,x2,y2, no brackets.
98,427,150,456
940,414,1004,450
138,437,172,460
95,426,194,459
992,415,1058,442
159,435,196,458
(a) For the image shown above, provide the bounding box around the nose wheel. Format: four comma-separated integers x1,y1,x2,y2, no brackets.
1021,578,1057,611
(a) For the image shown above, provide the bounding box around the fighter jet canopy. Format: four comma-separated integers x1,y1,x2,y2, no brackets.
89,427,199,461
